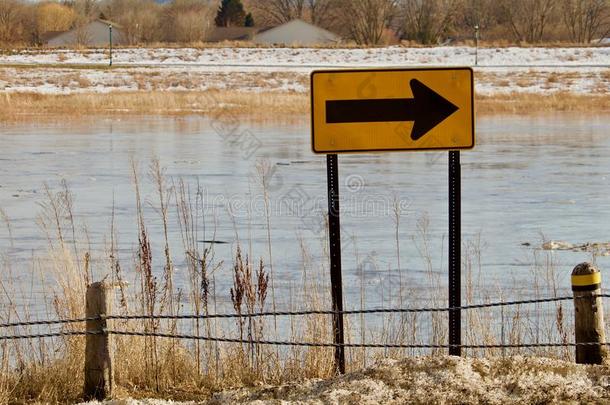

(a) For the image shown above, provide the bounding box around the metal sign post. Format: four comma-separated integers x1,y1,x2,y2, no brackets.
448,150,461,356
326,153,345,374
109,24,113,67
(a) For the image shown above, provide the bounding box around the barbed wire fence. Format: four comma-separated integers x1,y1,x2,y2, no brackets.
1,294,609,348
3,284,609,400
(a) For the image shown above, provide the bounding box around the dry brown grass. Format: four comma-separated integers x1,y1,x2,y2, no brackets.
0,167,337,403
0,90,608,123
0,91,309,122
0,159,590,403
476,92,610,114
546,73,559,83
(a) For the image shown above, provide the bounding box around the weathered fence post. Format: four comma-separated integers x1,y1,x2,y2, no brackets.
572,262,607,365
84,281,114,400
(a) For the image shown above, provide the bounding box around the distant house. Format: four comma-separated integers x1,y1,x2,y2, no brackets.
44,19,125,47
253,19,340,46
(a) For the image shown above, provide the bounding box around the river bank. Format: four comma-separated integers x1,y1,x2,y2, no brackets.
1,90,609,123
1,45,608,121
81,356,610,404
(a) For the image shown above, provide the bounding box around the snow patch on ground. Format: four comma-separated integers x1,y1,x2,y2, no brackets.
0,47,608,96
82,355,610,404
2,46,609,67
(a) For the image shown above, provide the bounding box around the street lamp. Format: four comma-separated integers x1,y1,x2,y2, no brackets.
474,25,479,66
109,24,113,67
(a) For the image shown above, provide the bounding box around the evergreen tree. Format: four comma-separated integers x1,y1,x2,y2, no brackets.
244,12,254,27
215,0,246,27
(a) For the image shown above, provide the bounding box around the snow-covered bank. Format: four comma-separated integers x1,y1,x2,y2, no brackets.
2,46,609,67
0,46,608,98
83,356,610,404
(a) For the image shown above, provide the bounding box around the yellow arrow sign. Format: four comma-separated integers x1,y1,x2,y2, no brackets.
311,67,475,154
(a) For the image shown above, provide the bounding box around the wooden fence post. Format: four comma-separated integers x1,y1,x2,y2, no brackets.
84,281,114,400
572,262,607,365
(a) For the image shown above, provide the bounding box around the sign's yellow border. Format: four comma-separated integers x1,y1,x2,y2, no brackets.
310,67,476,154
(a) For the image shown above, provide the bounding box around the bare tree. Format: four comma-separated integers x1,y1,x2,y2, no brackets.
399,0,460,44
121,8,161,44
160,0,214,43
101,0,161,44
459,0,498,33
252,0,305,25
0,0,26,43
174,10,213,42
50,0,98,46
36,2,76,35
562,0,609,43
306,0,339,28
74,16,92,45
250,0,341,30
500,0,557,43
339,0,397,44
67,0,100,21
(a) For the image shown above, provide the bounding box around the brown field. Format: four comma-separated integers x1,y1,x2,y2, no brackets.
1,90,608,123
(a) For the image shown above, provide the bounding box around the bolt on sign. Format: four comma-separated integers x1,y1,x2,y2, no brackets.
311,67,475,153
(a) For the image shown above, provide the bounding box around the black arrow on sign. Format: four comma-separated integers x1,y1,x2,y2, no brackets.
325,79,459,141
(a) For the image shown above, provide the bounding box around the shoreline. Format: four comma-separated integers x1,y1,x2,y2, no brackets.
1,90,609,123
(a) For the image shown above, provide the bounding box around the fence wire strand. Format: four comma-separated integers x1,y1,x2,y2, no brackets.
0,330,103,340
2,327,609,350
0,316,100,329
106,329,610,349
2,293,609,350
104,294,610,321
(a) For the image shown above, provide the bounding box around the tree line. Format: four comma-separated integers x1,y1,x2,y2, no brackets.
0,0,608,46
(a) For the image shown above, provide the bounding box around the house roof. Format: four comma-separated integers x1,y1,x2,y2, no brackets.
97,18,122,29
40,19,123,45
208,20,340,43
253,19,340,44
40,19,123,44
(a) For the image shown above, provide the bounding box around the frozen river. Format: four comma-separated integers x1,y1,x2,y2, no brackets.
1,114,609,315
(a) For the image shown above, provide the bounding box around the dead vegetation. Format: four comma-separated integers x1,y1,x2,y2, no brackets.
0,90,309,122
476,92,610,114
0,89,608,123
2,0,609,47
0,159,596,403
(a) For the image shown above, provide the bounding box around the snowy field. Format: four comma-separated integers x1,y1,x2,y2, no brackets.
0,46,609,96
82,356,610,404
2,46,609,67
